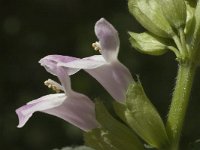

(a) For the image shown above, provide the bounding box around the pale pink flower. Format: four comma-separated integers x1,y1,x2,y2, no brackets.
40,18,133,103
16,65,98,131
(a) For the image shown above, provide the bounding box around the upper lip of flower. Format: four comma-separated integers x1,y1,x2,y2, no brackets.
39,55,81,76
94,18,120,62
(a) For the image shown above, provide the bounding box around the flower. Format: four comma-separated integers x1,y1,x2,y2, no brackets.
40,18,133,103
16,65,99,131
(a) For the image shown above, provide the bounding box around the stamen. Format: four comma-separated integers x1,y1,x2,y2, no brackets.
92,41,101,52
44,79,63,93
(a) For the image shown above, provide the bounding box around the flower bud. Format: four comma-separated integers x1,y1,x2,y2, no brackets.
185,1,195,36
128,0,174,38
129,32,169,56
191,0,200,50
159,0,186,29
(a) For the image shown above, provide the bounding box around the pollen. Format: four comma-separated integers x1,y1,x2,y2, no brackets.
92,41,101,52
44,79,63,93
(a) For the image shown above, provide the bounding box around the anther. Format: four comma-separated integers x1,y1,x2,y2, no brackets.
44,79,63,93
92,41,101,51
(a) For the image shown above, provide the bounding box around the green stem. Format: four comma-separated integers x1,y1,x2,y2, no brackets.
166,63,197,150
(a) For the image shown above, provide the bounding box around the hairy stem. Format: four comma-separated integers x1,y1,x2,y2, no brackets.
166,63,197,150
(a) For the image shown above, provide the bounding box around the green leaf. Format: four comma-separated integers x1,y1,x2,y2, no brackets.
158,0,186,29
117,82,169,149
129,32,169,56
128,0,174,38
84,101,144,150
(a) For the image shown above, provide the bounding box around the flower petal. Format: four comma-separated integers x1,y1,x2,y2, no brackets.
85,61,133,103
39,55,80,76
16,93,99,131
55,66,72,94
58,55,133,102
58,55,106,69
44,92,99,131
16,93,66,128
95,18,120,62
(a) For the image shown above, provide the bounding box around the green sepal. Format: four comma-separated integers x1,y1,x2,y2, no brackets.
84,128,112,150
84,101,144,150
158,0,186,29
128,0,174,38
114,82,169,149
129,32,169,56
112,101,127,122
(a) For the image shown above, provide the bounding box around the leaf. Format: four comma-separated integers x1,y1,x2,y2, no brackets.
128,0,174,38
129,32,169,56
117,82,169,149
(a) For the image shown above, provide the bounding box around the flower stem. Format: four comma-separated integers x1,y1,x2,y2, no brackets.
166,63,197,150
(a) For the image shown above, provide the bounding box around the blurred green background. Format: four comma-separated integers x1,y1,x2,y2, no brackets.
0,0,200,149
